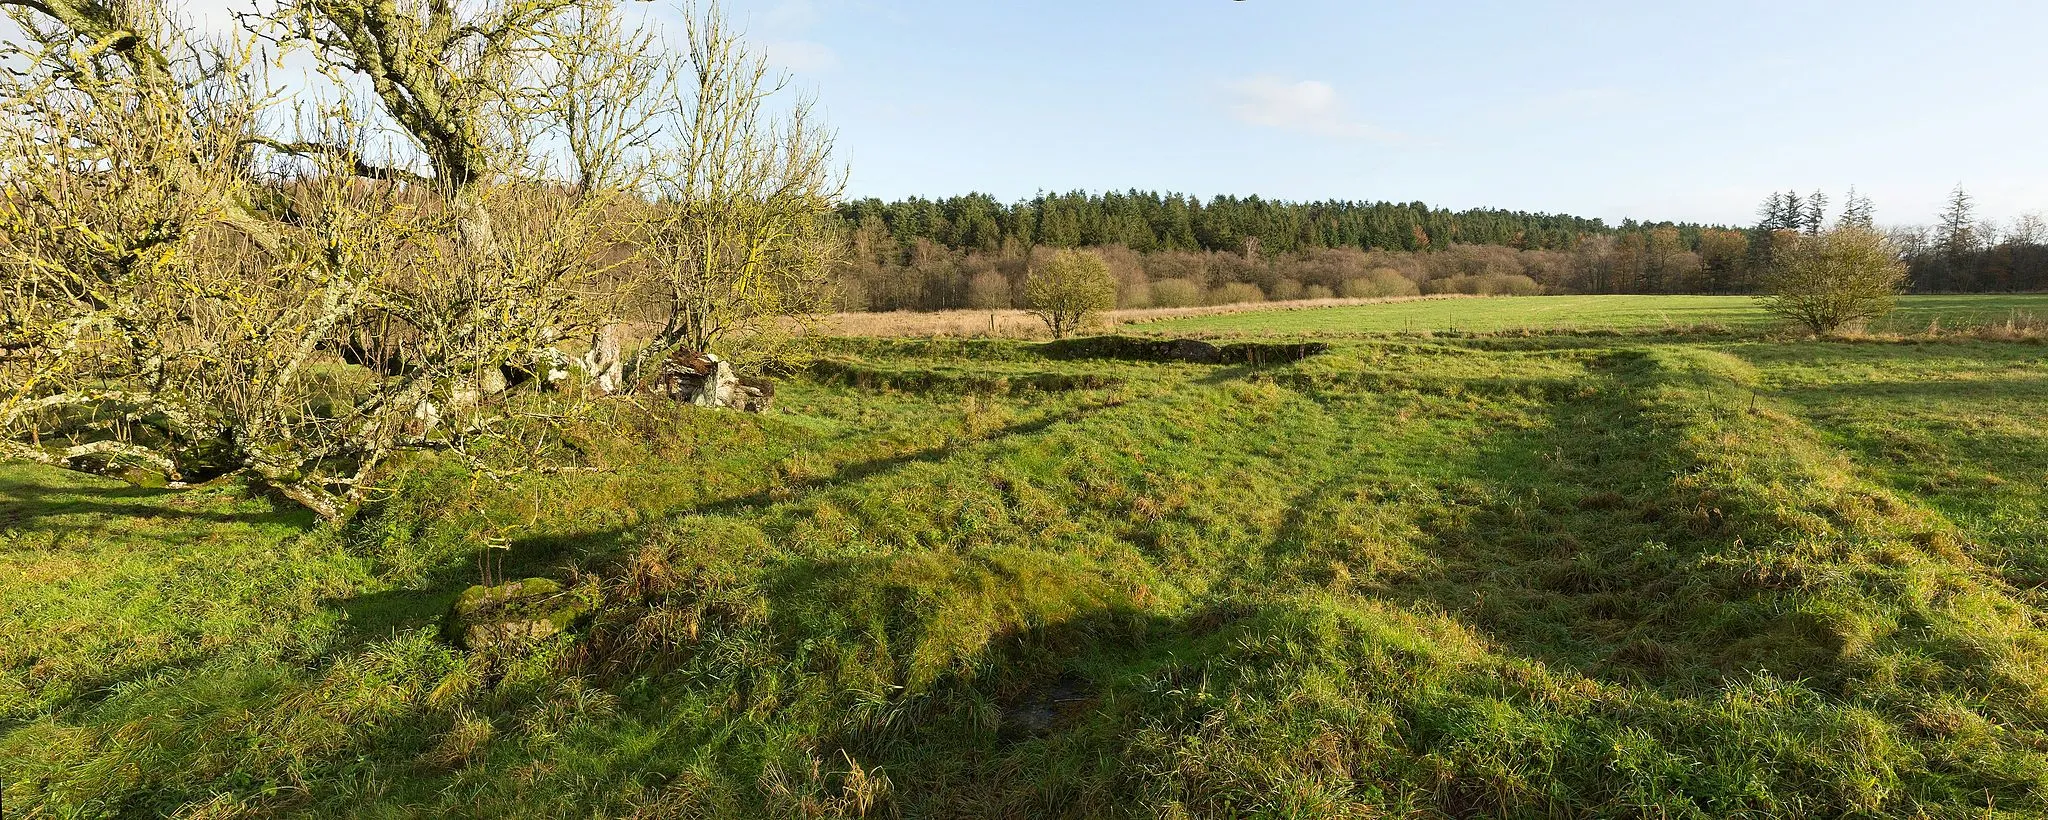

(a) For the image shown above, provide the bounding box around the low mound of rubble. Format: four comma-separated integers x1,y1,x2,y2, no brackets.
648,349,775,412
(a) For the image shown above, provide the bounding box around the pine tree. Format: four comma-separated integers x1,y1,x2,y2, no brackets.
1839,187,1875,229
1756,193,1787,232
1935,185,1977,290
1750,191,1794,272
1805,190,1829,235
1937,185,1977,255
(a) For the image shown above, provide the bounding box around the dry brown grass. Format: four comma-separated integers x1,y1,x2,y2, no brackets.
1927,312,2048,341
816,295,1476,338
1823,313,2048,344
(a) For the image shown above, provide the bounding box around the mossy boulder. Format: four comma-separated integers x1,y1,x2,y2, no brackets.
114,465,174,489
444,577,600,652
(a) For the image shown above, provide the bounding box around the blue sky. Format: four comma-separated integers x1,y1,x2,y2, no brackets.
725,0,2048,227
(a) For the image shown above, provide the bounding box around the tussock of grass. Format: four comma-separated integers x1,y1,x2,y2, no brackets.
7,328,2048,817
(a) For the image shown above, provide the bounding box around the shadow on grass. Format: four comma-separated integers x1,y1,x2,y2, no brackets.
1205,347,1836,691
24,343,2048,817
1377,381,1712,687
0,474,317,531
688,396,1127,520
1357,349,1900,692
330,395,1133,647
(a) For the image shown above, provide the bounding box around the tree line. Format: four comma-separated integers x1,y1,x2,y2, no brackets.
837,191,1636,257
831,188,2048,312
1893,188,2048,292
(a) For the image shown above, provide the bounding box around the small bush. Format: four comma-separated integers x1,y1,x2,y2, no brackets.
1425,273,1543,296
1339,268,1421,298
1148,278,1205,308
1022,250,1118,339
964,269,1012,309
1760,227,1907,334
1115,277,1153,309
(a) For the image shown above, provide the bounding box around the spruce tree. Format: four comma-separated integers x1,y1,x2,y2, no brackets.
1937,185,1977,255
1840,187,1876,229
1750,192,1791,272
1756,193,1785,231
1935,185,1977,290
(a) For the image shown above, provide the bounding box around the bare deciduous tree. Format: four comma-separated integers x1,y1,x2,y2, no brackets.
267,0,562,185
535,1,671,194
263,0,674,389
1,0,263,479
625,1,843,386
2007,213,2047,248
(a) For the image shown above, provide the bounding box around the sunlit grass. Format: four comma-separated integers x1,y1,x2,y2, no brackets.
6,329,2048,817
1138,293,2048,336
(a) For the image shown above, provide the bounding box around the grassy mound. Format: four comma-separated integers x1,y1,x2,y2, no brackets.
5,332,2048,817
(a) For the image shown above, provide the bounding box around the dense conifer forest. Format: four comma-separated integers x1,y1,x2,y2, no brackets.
838,191,1630,255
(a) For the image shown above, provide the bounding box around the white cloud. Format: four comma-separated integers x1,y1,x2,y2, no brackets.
763,39,839,73
1223,75,1400,142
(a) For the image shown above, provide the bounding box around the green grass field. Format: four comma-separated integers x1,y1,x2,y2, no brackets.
7,302,2048,816
1139,293,2048,335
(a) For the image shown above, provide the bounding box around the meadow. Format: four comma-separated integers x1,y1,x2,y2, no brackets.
5,296,2048,817
1137,293,2048,336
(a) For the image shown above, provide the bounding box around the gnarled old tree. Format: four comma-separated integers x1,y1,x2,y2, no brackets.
626,1,843,388
263,0,677,387
0,0,639,517
259,0,598,251
0,0,281,243
2,0,837,515
0,0,260,482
